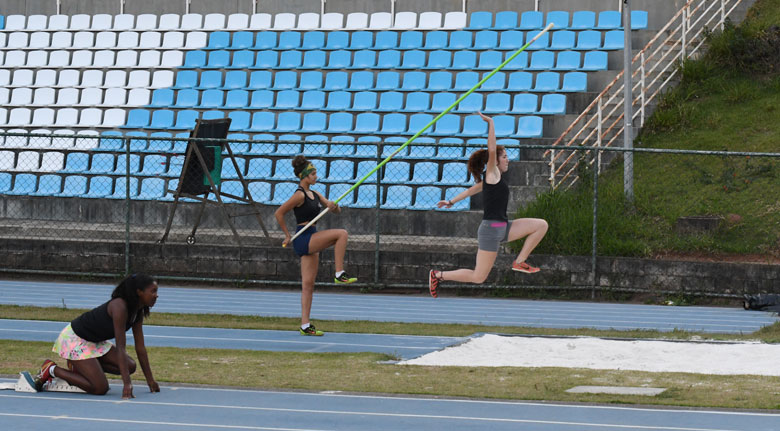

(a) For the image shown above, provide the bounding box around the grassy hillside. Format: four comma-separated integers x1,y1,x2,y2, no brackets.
512,0,780,258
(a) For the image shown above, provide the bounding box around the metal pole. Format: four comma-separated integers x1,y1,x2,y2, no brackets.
622,0,634,203
640,51,646,127
124,137,131,275
720,0,725,30
591,148,600,298
374,145,381,285
321,0,326,16
681,6,687,59
462,0,467,13
120,0,125,15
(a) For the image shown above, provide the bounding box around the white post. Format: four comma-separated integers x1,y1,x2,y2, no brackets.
550,150,555,187
640,51,646,127
720,0,726,30
391,0,396,26
185,0,191,14
120,0,125,14
56,0,61,14
622,0,634,203
463,0,467,14
681,6,687,59
253,0,258,14
321,0,326,16
535,0,540,12
596,97,602,174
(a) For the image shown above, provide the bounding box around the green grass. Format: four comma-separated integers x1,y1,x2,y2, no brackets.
512,0,780,258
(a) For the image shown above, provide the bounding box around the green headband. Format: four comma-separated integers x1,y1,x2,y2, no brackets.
298,163,316,179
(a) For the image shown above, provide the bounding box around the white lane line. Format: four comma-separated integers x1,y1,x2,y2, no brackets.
0,395,745,430
0,413,331,430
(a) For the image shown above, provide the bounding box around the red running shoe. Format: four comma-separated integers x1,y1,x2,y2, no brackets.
37,359,56,384
429,270,441,298
512,261,540,274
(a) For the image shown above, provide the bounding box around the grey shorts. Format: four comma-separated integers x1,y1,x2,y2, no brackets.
477,220,512,252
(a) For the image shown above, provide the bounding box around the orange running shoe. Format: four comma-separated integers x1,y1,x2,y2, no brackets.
512,261,540,274
428,270,441,298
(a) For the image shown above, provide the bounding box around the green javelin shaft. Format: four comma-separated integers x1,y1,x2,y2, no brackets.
288,23,555,243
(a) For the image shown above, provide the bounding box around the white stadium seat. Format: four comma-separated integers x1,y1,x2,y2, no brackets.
4,51,27,68
94,32,117,49
104,88,128,106
79,108,103,127
26,51,48,67
249,13,272,29
138,50,161,68
47,15,70,30
0,70,10,86
135,14,157,30
273,13,296,30
5,15,27,31
117,31,140,49
80,70,105,88
0,112,7,127
79,88,103,105
11,70,34,87
321,13,344,29
50,32,73,49
33,70,56,87
184,32,207,49
227,13,249,30
113,14,135,30
55,88,79,106
0,89,9,105
51,130,76,148
93,50,116,68
8,108,32,126
32,88,56,106
10,88,32,105
105,70,128,87
55,108,79,127
29,32,51,49
15,151,41,170
70,50,93,67
203,13,226,30
296,13,319,30
74,130,98,149
48,51,70,67
346,12,368,29
57,70,80,88
7,32,29,49
150,71,174,88
32,108,55,127
103,109,127,127
127,71,151,88
72,32,95,49
419,11,443,29
369,12,392,29
158,14,180,30
181,13,204,30
162,31,185,49
91,14,113,30
27,15,48,30
69,14,92,30
115,50,138,68
443,11,467,29
41,151,65,171
139,32,162,49
127,89,150,106
28,131,52,149
393,12,417,29
161,51,184,67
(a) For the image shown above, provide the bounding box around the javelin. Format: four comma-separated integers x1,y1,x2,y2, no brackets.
285,23,555,246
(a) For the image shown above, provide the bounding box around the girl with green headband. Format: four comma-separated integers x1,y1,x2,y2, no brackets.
274,155,357,336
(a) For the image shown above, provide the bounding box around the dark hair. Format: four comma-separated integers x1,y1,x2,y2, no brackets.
467,145,505,183
292,155,309,178
111,273,156,322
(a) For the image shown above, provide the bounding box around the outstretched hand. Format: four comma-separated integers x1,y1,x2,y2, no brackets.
147,379,160,393
478,112,493,123
436,200,453,209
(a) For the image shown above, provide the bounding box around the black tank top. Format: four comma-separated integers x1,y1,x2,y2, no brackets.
482,175,509,222
293,187,321,224
70,300,139,343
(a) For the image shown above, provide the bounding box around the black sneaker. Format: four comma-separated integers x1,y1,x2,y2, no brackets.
299,324,324,336
334,272,357,284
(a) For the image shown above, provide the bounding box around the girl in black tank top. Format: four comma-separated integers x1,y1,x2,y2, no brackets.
35,274,160,398
274,155,358,336
428,113,549,298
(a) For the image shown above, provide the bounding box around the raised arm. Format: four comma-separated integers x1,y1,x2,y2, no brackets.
478,112,500,184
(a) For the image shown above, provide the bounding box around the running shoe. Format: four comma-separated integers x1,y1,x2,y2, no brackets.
511,261,540,274
429,269,440,298
299,324,324,336
334,272,357,284
37,359,56,384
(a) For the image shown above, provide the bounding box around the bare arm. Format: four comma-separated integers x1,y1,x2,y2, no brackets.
274,191,304,246
315,191,340,214
436,182,483,209
132,318,160,393
479,112,500,184
107,298,133,399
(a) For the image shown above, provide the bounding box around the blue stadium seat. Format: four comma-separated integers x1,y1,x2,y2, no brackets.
400,50,425,69
108,177,139,200
221,158,246,179
582,51,607,70
561,71,587,92
424,71,451,91
329,143,355,156
300,112,327,133
300,90,326,110
273,90,300,110
483,93,511,113
405,140,436,159
231,32,254,49
375,71,400,91
173,89,198,108
272,159,295,181
250,134,275,154
217,181,244,203
356,161,378,184
277,31,301,50
206,50,230,68
325,50,351,69
511,93,539,114
299,71,323,90
497,138,521,160
401,71,426,91
324,71,348,91
630,10,648,30
441,187,469,211
451,51,477,69
223,90,249,109
504,51,529,70
301,50,326,69
83,176,113,198
528,51,555,70
325,31,349,50
494,11,518,29
149,89,174,108
228,112,249,132
376,50,401,68
203,94,226,112
467,11,492,30
423,31,448,50
400,31,423,49
172,70,198,89
410,186,442,210
452,93,481,113
58,175,88,197
437,162,467,184
148,133,173,152
602,30,624,50
302,31,325,49
87,153,114,173
222,71,247,89
374,31,398,49
227,133,250,154
254,50,278,68
596,11,621,30
454,71,479,91
571,11,596,29
431,114,461,136
492,115,516,137
246,158,273,179
275,112,301,133
98,133,124,151
327,183,355,206
539,94,566,114
378,113,406,134
353,113,380,133
196,70,223,90
426,50,451,69
402,92,430,112
170,110,198,130
434,143,464,160
325,112,353,134
482,72,507,91
136,177,165,200
277,50,302,68
149,110,175,129
383,185,413,209
534,71,560,91
349,71,374,91
182,50,207,68
519,11,543,30
254,32,277,49
324,160,355,183
30,174,62,196
276,140,301,156
302,140,328,156
497,30,524,50
547,11,570,29
407,113,434,135
269,182,298,205
123,109,150,128
554,51,581,70
126,132,148,152
207,31,230,49
6,173,37,195
272,71,298,90
323,91,350,111
352,185,379,208
247,181,271,203
375,92,402,112
473,30,498,50
350,31,373,50
141,154,168,176
430,92,456,113
477,51,502,70
409,162,439,184
461,114,488,136
350,49,376,69
383,161,410,183
250,90,273,109
354,141,376,156
576,30,602,50
248,112,274,132
448,31,472,49
352,91,377,111
514,115,543,138
527,30,550,50
382,138,410,158
550,30,576,49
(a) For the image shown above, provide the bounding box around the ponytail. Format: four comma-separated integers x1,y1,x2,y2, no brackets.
111,273,156,321
467,145,505,183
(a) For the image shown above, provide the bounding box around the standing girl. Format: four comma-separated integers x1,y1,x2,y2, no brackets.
275,155,357,336
428,113,548,297
36,274,160,398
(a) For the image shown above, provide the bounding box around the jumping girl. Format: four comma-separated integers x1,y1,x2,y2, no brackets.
275,155,357,336
428,112,548,297
36,274,160,398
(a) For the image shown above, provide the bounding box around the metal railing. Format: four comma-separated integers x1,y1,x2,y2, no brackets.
546,0,744,189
